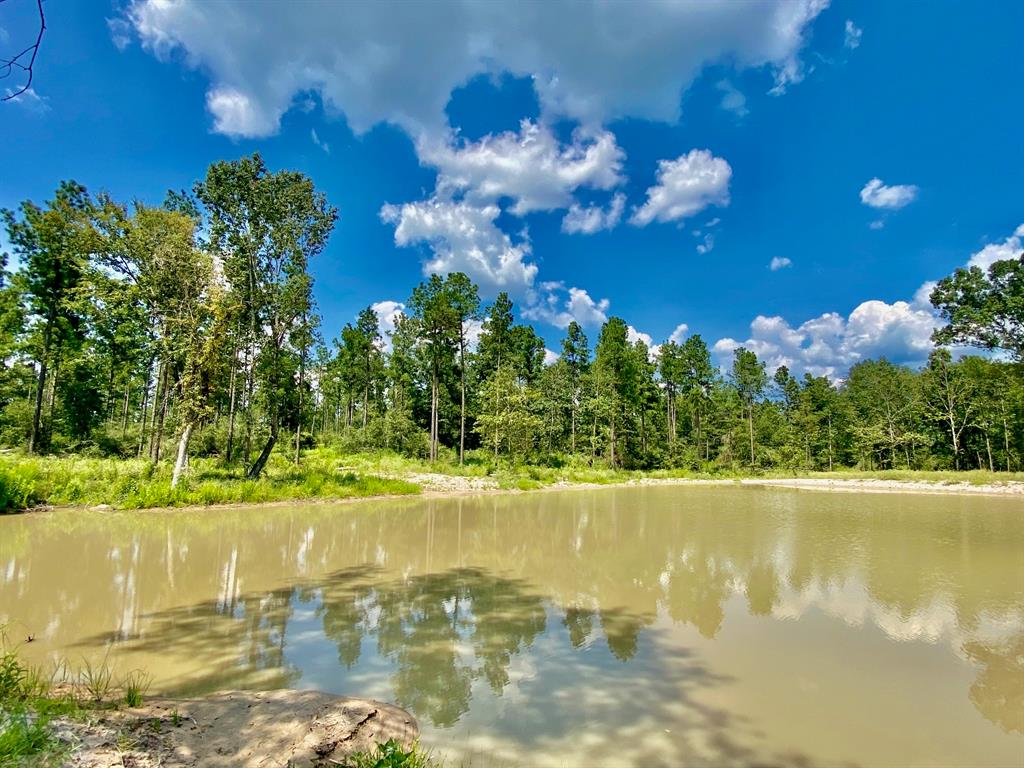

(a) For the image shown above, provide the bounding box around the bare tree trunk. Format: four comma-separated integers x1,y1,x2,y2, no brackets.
28,357,47,453
137,360,153,458
458,335,467,465
571,404,576,454
827,414,834,471
748,406,755,466
171,422,194,488
295,334,306,464
28,319,55,454
609,413,616,467
226,343,238,463
1003,413,1012,472
121,383,131,439
148,360,165,461
430,372,439,461
153,362,171,463
248,418,278,479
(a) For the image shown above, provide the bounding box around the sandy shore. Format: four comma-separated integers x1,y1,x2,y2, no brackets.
55,689,418,768
635,476,1024,497
50,472,1022,516
398,470,1024,497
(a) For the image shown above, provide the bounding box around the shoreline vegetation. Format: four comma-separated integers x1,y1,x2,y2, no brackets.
1,448,1022,515
0,635,431,767
0,160,1021,522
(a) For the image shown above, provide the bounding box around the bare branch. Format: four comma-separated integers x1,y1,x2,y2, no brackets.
1,0,46,102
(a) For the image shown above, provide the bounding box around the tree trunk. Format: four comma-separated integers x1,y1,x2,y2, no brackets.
226,343,238,463
137,360,153,458
748,405,755,466
571,404,576,454
171,422,195,488
1004,413,1012,472
248,420,278,479
430,372,439,461
295,332,306,464
827,414,834,471
609,413,616,467
153,362,171,463
459,336,466,465
121,383,131,439
948,414,960,470
28,355,48,454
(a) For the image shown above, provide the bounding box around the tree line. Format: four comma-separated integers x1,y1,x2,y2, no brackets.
1,154,1021,479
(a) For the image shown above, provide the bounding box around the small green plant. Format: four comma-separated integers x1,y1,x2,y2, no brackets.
120,669,151,708
345,739,439,768
0,463,41,513
79,655,114,703
0,710,57,762
170,708,182,727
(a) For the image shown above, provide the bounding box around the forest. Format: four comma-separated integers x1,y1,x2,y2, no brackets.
0,154,1021,507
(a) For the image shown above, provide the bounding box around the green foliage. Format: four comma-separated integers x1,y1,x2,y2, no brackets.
0,169,1020,487
120,670,151,708
0,464,41,513
0,452,418,511
344,739,439,768
931,252,1024,360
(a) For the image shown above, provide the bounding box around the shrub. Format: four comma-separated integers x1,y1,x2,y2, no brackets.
0,463,41,513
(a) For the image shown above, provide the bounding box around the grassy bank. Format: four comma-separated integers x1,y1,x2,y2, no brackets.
0,450,419,513
1,447,1022,514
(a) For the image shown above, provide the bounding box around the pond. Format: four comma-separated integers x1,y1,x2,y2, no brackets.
1,486,1021,767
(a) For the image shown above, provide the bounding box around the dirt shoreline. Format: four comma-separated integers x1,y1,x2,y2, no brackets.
34,473,1021,516
56,689,418,768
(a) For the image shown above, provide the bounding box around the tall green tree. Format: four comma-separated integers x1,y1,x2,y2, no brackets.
593,318,634,467
561,321,589,453
444,273,481,464
923,349,976,470
679,335,715,462
2,181,96,453
196,154,336,478
931,253,1024,360
407,275,457,461
730,347,767,466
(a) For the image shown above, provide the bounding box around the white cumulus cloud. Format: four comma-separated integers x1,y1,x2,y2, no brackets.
713,223,1024,379
860,178,919,210
421,121,625,215
631,150,732,226
668,323,690,344
966,223,1024,271
769,256,792,271
627,325,654,349
124,0,828,139
371,300,406,352
562,193,626,235
523,282,610,328
380,199,537,294
714,302,937,380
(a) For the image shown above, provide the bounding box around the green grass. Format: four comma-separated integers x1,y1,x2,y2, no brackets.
337,447,1024,491
0,635,72,766
0,445,1020,514
0,451,420,512
344,739,440,768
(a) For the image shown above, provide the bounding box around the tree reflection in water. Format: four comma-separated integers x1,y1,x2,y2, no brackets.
3,486,1022,747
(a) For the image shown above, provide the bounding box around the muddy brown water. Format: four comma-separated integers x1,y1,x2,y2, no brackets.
2,486,1022,767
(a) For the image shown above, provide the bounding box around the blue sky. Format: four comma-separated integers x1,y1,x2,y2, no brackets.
2,0,1021,377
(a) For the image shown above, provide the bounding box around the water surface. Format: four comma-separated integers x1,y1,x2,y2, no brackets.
2,486,1022,767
